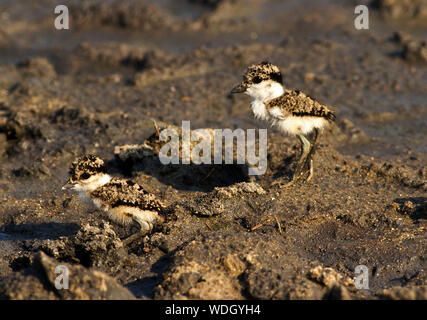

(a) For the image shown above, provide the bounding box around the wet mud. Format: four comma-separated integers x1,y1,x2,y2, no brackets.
0,0,426,299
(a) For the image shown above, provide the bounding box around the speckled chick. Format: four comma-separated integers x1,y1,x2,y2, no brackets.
231,61,336,186
63,154,165,240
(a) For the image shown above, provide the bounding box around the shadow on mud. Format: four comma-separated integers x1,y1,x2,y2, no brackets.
271,154,295,181
393,197,426,221
125,240,187,298
108,157,250,192
0,222,80,241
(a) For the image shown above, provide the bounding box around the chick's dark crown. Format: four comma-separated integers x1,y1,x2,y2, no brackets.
242,61,283,85
69,154,106,182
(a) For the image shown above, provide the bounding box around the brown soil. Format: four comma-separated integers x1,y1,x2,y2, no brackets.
0,0,425,300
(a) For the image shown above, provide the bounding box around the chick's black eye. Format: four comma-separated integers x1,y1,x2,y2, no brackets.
81,173,90,180
253,76,262,84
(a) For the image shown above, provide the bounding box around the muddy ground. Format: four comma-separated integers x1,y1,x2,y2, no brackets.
0,0,425,300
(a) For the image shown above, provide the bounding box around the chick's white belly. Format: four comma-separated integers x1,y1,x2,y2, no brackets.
107,206,160,227
276,116,327,136
251,100,326,135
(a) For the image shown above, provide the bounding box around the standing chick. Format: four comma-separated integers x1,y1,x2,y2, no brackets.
231,61,336,186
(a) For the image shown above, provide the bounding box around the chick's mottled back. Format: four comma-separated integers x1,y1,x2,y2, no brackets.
266,90,336,121
90,178,164,212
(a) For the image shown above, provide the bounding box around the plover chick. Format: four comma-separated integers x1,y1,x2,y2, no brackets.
231,61,336,186
62,154,165,244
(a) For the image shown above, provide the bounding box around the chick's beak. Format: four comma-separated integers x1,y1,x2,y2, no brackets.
230,83,247,94
62,181,75,190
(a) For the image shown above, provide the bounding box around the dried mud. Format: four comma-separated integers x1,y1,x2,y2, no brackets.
0,0,426,300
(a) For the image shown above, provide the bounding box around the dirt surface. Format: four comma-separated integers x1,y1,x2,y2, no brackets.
0,0,426,300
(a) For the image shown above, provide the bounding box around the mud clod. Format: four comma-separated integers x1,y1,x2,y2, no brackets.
187,182,265,216
378,286,427,300
307,265,354,289
403,40,427,63
40,222,126,274
17,57,56,78
0,251,135,300
372,0,427,20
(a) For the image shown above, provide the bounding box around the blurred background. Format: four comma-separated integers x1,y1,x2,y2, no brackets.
0,0,425,164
